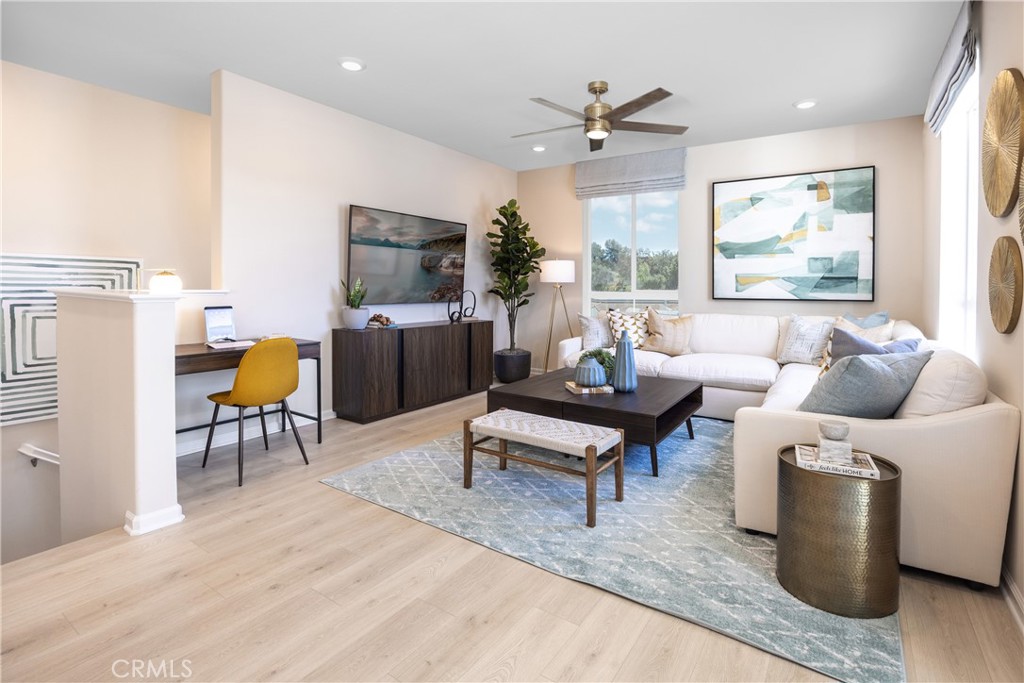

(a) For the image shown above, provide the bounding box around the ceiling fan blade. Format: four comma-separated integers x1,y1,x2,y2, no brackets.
614,121,689,135
590,137,605,152
531,97,587,121
510,124,581,139
603,88,672,123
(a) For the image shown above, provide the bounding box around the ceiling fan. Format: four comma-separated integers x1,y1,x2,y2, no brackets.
513,80,689,151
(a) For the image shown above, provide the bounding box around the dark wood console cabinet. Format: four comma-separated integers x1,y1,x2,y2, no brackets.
333,320,493,423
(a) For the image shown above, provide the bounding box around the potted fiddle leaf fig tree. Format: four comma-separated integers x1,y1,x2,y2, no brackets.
487,199,546,382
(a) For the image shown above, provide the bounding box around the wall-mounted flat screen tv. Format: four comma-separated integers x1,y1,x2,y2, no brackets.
347,205,467,305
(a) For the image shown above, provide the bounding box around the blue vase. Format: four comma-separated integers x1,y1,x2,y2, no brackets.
574,357,605,387
612,332,638,392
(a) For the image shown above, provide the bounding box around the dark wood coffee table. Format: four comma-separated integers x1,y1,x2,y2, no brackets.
487,368,703,476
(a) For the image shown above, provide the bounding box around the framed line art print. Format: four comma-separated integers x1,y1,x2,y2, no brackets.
712,166,875,301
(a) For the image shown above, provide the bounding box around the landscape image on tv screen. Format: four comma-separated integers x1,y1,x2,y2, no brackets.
348,205,467,305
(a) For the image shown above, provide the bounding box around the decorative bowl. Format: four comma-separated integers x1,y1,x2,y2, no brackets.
818,419,850,440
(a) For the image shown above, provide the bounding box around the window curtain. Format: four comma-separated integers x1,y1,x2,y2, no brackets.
574,147,686,199
924,1,978,134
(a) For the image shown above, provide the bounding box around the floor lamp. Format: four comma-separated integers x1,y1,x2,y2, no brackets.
540,259,576,372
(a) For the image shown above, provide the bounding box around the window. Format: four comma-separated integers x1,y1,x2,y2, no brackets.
937,67,979,360
584,190,679,312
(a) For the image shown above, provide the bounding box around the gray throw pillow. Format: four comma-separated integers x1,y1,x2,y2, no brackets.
830,327,921,364
799,350,934,419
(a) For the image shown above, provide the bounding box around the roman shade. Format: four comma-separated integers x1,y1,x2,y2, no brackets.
924,1,978,134
574,147,687,199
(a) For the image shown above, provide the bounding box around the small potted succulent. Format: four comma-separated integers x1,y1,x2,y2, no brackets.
341,277,370,330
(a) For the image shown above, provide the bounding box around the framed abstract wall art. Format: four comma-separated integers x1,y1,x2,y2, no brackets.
712,166,875,301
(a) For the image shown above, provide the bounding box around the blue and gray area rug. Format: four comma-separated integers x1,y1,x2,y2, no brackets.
322,418,905,682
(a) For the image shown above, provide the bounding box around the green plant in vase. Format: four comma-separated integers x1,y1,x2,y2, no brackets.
340,276,370,329
578,348,615,384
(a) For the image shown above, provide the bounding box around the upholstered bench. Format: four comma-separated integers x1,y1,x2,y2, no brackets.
463,409,625,527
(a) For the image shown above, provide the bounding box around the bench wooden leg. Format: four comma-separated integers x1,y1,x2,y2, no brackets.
615,429,625,502
463,419,473,489
585,444,597,527
498,438,508,470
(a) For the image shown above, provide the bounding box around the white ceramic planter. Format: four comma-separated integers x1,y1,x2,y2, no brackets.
342,307,370,330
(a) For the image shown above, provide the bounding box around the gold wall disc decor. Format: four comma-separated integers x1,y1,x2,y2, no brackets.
989,236,1023,334
982,68,1024,218
1019,162,1024,240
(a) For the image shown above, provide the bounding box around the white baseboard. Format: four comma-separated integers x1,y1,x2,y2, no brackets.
123,505,184,536
1003,565,1024,636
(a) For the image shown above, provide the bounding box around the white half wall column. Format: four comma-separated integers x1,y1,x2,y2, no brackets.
55,289,184,542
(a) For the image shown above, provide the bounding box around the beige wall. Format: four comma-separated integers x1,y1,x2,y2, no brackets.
0,62,212,562
519,116,929,371
975,0,1024,607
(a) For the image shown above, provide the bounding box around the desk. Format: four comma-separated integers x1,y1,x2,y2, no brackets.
175,338,322,443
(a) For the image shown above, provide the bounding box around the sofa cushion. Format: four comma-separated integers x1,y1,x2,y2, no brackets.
608,310,649,348
830,327,921,363
659,353,780,391
761,363,823,411
798,350,934,419
578,311,613,350
644,310,693,356
833,316,895,342
894,348,988,418
842,311,890,327
777,315,833,365
689,314,779,357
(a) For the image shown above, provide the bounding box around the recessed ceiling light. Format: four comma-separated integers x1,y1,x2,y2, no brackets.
793,99,817,110
532,145,546,152
339,57,365,72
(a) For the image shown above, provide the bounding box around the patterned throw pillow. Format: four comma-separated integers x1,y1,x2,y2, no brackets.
607,309,649,348
643,309,693,356
578,311,613,349
842,311,890,328
777,314,834,365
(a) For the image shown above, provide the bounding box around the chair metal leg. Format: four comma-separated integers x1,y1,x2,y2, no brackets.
202,403,220,468
237,406,245,486
281,398,309,465
258,406,269,450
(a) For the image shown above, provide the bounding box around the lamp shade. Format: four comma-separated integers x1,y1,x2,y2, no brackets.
540,259,575,284
148,270,183,293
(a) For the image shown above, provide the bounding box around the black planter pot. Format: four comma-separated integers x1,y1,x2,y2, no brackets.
494,349,532,383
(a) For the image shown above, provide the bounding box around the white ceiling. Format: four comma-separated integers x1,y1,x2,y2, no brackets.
2,1,961,172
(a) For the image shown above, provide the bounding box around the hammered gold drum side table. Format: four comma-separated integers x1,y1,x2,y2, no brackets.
776,445,901,618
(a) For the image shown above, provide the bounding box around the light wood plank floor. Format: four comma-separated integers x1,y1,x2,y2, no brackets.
3,394,1022,682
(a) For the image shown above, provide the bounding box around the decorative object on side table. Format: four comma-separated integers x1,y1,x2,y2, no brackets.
612,331,638,393
816,418,852,463
340,277,370,330
487,199,546,383
988,235,1023,334
981,68,1023,218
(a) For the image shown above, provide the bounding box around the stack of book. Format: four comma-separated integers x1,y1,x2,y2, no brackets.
565,381,614,395
794,444,880,479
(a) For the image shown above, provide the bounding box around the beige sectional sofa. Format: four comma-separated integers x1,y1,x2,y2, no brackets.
557,311,1020,586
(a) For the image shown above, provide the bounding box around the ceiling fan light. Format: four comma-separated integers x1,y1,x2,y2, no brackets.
584,119,611,140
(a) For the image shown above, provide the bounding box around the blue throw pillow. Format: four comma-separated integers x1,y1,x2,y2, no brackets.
830,327,921,364
843,311,890,328
799,350,934,419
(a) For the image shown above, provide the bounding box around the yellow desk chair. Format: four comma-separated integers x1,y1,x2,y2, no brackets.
201,337,309,486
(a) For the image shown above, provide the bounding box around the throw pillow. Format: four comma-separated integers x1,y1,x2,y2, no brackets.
894,348,988,418
607,309,649,348
777,315,833,365
798,350,934,419
643,309,693,356
830,327,921,364
833,317,895,343
578,311,613,349
842,311,890,328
